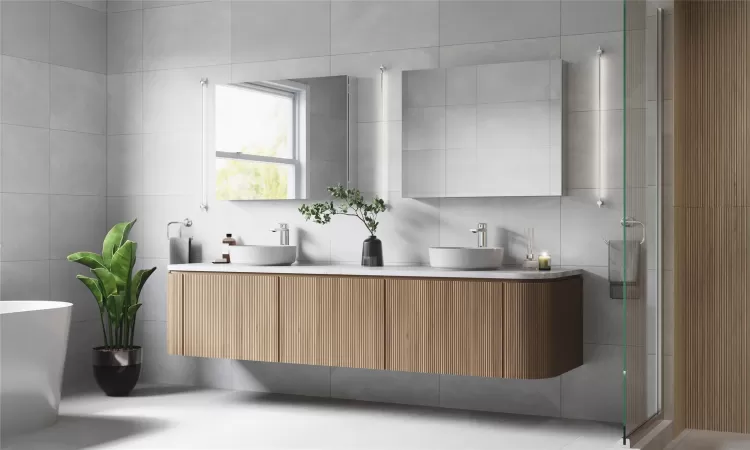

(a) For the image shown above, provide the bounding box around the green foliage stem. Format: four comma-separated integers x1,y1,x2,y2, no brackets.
299,185,387,236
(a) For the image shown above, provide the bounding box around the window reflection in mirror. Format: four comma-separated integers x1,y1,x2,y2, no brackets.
215,75,354,201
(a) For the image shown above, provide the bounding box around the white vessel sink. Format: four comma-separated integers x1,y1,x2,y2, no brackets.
428,247,504,270
229,245,297,266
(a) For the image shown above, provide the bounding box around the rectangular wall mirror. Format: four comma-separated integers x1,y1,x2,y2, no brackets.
402,60,563,198
215,75,357,201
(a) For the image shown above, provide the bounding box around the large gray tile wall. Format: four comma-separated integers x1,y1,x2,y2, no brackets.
0,0,108,393
102,0,673,425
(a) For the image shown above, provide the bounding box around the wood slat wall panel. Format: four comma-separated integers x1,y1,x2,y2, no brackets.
503,278,583,379
675,0,750,435
279,276,384,370
385,278,504,377
167,272,183,355
182,273,278,362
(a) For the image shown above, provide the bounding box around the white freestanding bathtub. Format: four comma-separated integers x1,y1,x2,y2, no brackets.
1,301,73,438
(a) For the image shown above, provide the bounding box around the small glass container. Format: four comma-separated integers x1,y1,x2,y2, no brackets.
538,252,551,271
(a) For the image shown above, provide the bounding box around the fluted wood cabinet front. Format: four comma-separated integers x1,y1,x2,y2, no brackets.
167,272,184,355
385,279,504,377
279,276,385,370
503,278,583,379
181,273,279,362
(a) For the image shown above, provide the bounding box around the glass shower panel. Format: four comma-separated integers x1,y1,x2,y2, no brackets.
623,0,663,440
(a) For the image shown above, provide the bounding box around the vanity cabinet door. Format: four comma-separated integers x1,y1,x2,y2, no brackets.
385,279,504,377
180,272,279,362
279,276,385,370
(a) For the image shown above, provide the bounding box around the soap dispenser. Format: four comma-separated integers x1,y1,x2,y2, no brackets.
222,234,237,262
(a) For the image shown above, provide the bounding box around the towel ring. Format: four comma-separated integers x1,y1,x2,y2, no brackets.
167,218,193,239
603,217,646,245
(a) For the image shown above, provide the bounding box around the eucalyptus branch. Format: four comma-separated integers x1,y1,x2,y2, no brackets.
299,185,387,236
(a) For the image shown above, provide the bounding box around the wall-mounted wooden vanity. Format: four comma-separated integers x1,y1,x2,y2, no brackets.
167,265,583,379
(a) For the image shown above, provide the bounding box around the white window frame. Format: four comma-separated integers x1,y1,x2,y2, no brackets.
215,81,308,199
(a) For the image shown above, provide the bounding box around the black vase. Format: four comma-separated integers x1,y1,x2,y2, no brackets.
361,235,383,267
92,346,142,397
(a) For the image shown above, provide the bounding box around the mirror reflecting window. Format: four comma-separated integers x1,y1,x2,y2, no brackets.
215,75,355,201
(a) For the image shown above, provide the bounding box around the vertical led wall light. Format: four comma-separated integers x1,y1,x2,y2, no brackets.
379,65,387,197
200,78,209,212
596,46,604,208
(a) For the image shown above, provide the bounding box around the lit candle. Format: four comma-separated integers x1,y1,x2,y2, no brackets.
538,252,551,271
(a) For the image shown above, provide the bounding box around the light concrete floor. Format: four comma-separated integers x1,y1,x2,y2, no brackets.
3,385,622,450
666,429,750,450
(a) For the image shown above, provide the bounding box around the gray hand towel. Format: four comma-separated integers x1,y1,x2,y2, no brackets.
169,237,192,265
608,240,640,299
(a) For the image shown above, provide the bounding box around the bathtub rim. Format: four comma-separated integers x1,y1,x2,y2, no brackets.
0,301,74,315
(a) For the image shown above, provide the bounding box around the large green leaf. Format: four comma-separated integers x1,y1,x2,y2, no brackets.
102,219,136,268
110,241,137,281
92,268,118,298
132,267,157,300
76,275,105,313
106,294,125,322
67,252,105,270
126,303,142,322
111,241,137,302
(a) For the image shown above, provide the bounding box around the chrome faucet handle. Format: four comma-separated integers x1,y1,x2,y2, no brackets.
270,223,290,245
470,223,488,248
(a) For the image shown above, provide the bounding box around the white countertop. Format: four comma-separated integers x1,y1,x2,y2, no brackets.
167,263,582,280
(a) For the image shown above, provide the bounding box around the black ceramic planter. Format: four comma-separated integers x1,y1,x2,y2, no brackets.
361,235,383,267
92,346,142,397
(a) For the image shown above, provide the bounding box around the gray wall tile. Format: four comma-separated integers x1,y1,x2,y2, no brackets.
1,56,50,129
561,344,622,423
50,194,106,259
403,107,445,150
142,65,230,134
331,368,440,407
439,1,560,46
445,106,476,150
0,261,50,300
1,1,50,63
440,374,561,417
231,1,330,64
107,135,144,196
232,361,331,397
561,189,623,266
106,196,144,245
61,1,107,13
143,1,230,71
138,258,167,321
109,0,143,13
477,60,550,103
49,259,100,322
51,65,106,135
142,132,201,195
1,125,50,194
561,31,624,112
477,102,549,149
50,1,106,74
0,193,50,261
231,57,331,84
331,1,438,55
403,68,445,108
107,72,143,135
108,9,143,74
440,37,561,68
50,130,106,196
561,0,623,36
446,66,476,106
581,266,623,346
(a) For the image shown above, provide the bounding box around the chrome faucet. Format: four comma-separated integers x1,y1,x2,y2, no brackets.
270,223,290,245
470,223,488,248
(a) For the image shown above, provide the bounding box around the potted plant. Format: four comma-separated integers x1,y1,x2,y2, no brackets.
67,219,155,397
299,185,387,266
